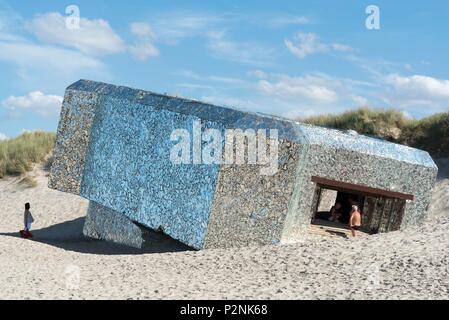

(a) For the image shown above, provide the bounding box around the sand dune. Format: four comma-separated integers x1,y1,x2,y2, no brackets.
0,160,448,300
430,158,449,218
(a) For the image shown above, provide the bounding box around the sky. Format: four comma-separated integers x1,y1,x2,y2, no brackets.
0,0,448,139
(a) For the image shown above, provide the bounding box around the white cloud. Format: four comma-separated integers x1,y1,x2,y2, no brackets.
285,33,354,59
0,132,8,140
207,31,275,67
337,52,449,113
174,69,377,119
2,91,63,116
385,74,449,99
258,55,449,116
26,12,125,56
0,10,113,89
265,15,309,28
24,13,159,62
0,4,23,42
0,40,103,72
258,74,338,103
148,11,309,44
331,43,354,52
382,74,449,111
128,43,159,60
285,33,328,59
243,14,310,29
128,22,159,60
143,11,286,65
0,40,108,92
249,71,385,118
247,70,268,79
350,95,369,106
130,22,155,38
150,11,224,44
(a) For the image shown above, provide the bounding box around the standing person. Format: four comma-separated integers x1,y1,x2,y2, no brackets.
24,203,34,235
349,204,362,237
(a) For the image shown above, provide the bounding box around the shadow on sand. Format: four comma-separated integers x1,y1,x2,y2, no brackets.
325,230,349,239
0,217,192,255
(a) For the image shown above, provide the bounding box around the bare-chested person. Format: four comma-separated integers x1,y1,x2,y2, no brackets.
349,204,362,237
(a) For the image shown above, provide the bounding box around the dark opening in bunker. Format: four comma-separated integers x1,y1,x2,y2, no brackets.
310,176,414,235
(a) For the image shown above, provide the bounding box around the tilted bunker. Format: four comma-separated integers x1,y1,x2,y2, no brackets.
49,80,438,249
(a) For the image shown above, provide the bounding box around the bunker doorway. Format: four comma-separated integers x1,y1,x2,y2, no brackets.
310,176,414,235
313,189,363,224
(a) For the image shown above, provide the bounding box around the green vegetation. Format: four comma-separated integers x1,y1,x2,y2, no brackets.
300,108,449,157
400,113,449,157
0,131,56,178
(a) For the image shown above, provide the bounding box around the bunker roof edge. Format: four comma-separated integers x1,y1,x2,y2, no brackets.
66,79,437,170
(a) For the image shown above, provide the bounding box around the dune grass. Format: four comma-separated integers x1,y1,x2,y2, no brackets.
400,113,449,157
0,131,56,178
300,108,449,157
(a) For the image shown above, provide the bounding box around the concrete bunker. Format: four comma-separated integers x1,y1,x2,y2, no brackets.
48,80,438,249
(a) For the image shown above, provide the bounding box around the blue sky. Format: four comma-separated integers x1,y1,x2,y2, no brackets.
1,0,449,139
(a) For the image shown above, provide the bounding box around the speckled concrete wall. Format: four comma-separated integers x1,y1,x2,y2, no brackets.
83,201,145,248
49,90,99,194
203,140,304,249
49,80,438,250
281,125,438,243
49,80,310,249
80,95,223,249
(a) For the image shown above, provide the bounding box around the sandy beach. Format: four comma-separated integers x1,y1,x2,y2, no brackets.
0,160,448,300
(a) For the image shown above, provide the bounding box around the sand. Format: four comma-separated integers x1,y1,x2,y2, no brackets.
430,158,449,217
0,161,448,300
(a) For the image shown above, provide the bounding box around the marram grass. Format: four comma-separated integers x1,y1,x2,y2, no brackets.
300,108,449,157
0,131,55,178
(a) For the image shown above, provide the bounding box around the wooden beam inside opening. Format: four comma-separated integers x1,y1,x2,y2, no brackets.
310,176,415,201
